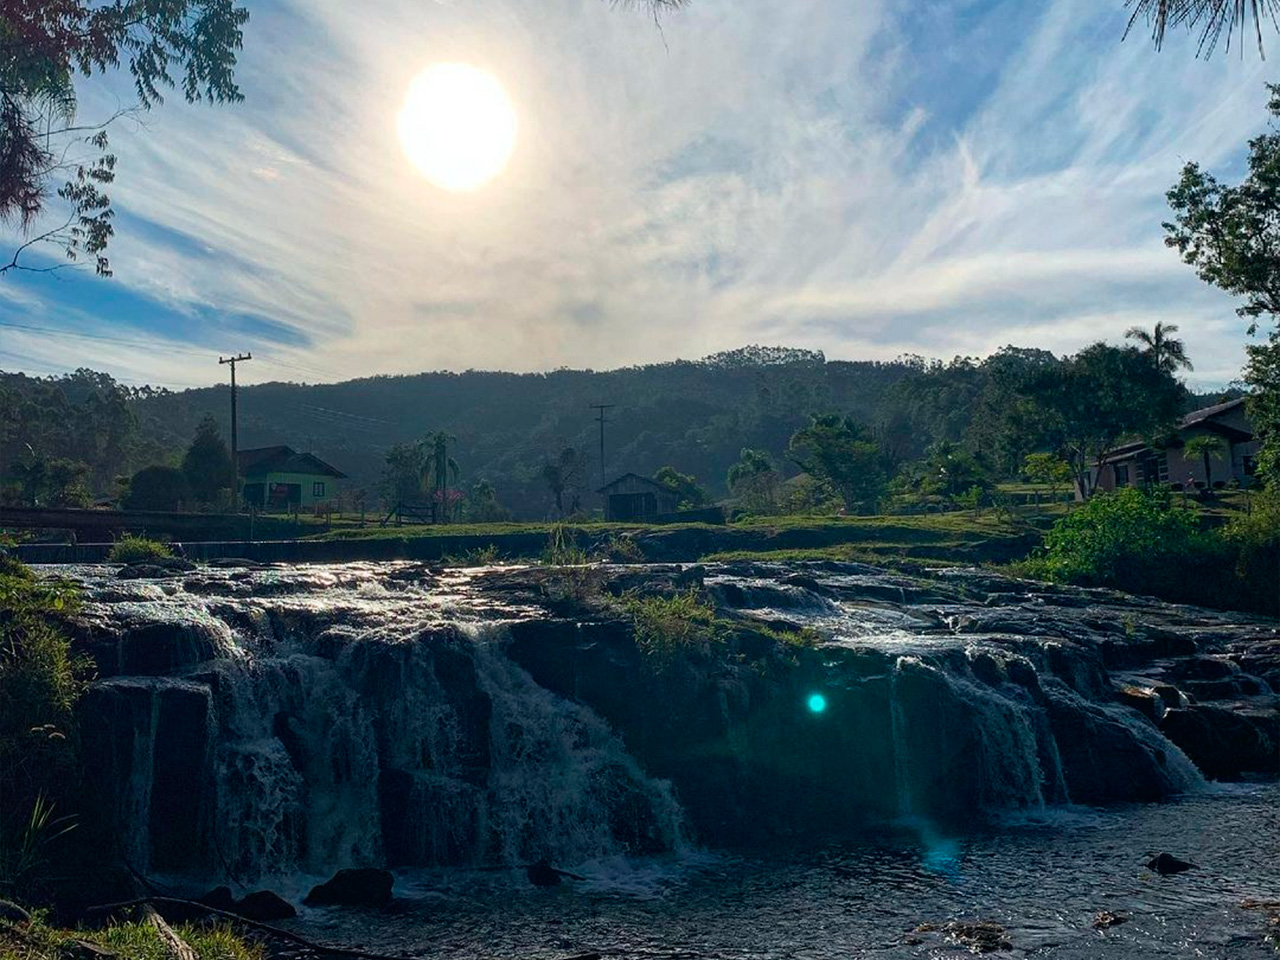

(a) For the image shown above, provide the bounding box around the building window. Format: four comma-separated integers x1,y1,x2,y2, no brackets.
312,481,326,498
1113,464,1130,487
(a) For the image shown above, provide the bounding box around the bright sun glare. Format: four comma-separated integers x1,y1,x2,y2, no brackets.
397,63,518,193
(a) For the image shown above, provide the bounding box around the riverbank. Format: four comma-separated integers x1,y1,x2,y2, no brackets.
12,513,1042,567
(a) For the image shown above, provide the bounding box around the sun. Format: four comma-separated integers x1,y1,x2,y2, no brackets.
397,63,518,193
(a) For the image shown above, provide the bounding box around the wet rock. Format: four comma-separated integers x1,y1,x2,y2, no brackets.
526,859,562,887
1116,685,1163,722
304,868,394,906
1147,853,1195,875
198,886,236,911
1160,705,1279,780
1094,911,1129,929
234,890,296,921
942,920,1012,953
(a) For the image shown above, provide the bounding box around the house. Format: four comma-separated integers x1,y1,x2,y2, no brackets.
238,446,347,512
598,473,681,522
1091,398,1259,494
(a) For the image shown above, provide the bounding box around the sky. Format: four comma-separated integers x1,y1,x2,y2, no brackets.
0,0,1274,390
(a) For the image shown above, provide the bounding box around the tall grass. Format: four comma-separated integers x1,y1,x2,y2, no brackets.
0,558,92,903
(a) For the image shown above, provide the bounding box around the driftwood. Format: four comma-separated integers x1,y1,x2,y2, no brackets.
140,903,196,960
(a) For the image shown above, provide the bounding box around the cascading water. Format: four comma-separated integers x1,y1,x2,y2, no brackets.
63,559,1275,891
73,564,684,884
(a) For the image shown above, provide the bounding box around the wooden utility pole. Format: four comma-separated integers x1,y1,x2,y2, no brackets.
590,404,615,489
220,353,252,509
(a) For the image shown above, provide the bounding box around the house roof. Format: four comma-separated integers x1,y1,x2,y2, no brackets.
597,472,678,496
237,446,348,479
1179,396,1246,429
1098,397,1253,464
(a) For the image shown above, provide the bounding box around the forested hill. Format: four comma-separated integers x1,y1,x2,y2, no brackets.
130,346,916,514
1,345,1241,519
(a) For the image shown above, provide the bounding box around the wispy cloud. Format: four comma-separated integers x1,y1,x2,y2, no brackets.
0,0,1269,390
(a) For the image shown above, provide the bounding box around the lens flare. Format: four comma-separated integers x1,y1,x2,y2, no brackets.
807,693,827,713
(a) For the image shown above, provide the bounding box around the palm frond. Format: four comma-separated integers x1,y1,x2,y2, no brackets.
1126,0,1280,57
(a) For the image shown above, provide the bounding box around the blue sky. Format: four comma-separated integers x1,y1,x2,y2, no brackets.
0,0,1272,389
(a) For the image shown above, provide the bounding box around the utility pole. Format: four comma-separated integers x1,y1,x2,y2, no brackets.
590,403,615,489
220,353,252,510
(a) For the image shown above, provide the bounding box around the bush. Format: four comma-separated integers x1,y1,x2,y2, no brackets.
122,465,189,511
1223,491,1280,616
1012,487,1249,610
0,560,91,902
107,536,172,563
624,589,724,660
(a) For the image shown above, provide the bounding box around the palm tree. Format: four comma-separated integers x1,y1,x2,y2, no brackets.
1125,322,1193,374
1126,0,1280,56
1183,433,1226,490
417,432,459,524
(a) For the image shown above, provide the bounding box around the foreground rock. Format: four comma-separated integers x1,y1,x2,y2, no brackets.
304,869,394,907
234,890,296,921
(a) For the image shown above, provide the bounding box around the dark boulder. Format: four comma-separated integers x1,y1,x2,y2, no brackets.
526,859,562,887
1147,853,1195,875
304,868,394,906
198,886,236,912
234,890,297,921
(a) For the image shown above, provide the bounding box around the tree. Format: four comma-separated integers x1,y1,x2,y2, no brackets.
1163,84,1280,485
379,443,426,506
653,466,706,509
1,1,250,275
1017,343,1184,499
1125,323,1193,374
418,431,459,524
463,479,511,524
1183,433,1226,489
1022,452,1073,502
1126,0,1280,56
122,465,188,511
727,448,781,514
181,415,233,505
787,414,886,513
543,447,586,518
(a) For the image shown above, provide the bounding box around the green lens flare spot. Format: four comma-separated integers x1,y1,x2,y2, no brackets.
807,693,827,714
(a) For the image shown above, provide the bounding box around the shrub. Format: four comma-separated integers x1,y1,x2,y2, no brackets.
624,589,724,660
1011,487,1251,610
1223,491,1280,616
107,536,172,563
0,560,91,902
122,465,189,511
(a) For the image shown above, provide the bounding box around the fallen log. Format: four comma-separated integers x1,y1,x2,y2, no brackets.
140,903,196,960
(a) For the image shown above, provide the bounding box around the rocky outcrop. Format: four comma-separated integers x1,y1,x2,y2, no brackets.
64,559,1278,885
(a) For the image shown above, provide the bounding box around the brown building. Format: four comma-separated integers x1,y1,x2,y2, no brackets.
598,473,681,521
1090,398,1258,494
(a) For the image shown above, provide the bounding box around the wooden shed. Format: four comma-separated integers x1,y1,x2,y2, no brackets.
598,473,681,522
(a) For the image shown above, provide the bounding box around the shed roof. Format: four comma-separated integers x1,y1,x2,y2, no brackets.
237,445,348,479
597,472,676,496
